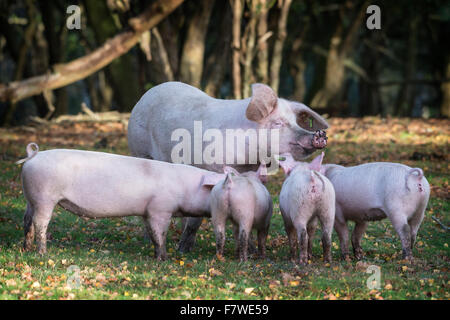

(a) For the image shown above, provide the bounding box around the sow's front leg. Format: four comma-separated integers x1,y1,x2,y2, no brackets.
178,217,203,253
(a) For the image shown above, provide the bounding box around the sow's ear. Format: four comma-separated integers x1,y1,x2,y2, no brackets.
246,83,278,122
201,173,225,188
291,102,329,131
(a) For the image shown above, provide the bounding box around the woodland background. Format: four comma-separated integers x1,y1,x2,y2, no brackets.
0,0,449,125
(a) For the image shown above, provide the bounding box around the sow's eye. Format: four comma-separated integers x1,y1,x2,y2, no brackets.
272,120,284,128
296,112,314,131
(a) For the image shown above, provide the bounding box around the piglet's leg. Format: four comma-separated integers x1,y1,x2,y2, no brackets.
390,215,412,260
23,203,35,251
247,232,257,255
307,218,318,260
211,211,227,259
409,204,426,250
33,202,55,255
238,221,252,262
294,221,308,265
351,221,368,260
257,227,269,259
334,218,350,261
284,223,298,261
319,216,334,264
232,224,240,258
144,211,172,261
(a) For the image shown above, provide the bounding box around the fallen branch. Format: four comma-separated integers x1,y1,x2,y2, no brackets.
0,0,184,104
53,111,130,124
81,102,100,120
28,111,130,125
432,216,450,232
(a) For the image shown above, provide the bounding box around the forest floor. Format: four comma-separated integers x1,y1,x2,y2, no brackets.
0,117,448,300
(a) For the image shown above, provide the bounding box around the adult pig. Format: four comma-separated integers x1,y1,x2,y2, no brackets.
278,153,336,264
17,143,228,260
321,162,430,260
127,81,329,252
209,164,272,261
128,81,329,172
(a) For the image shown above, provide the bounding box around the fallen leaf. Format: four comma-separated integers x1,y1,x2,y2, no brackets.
244,287,254,294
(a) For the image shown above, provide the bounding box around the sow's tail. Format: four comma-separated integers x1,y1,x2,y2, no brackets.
16,143,39,165
405,168,424,192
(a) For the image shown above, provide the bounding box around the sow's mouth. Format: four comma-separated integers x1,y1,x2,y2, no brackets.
290,130,328,151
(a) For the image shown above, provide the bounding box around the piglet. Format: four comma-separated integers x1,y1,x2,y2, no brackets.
278,152,336,264
17,143,228,260
209,164,272,261
321,162,430,261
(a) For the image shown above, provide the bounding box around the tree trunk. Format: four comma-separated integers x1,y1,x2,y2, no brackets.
83,0,140,112
0,1,49,125
158,16,183,77
359,35,383,116
204,1,232,97
394,14,418,116
153,27,175,81
231,0,244,99
242,1,259,98
269,0,292,94
0,0,185,105
441,57,450,117
179,0,215,87
255,0,270,84
40,0,69,117
310,1,368,109
2,0,38,124
310,26,344,109
289,20,309,102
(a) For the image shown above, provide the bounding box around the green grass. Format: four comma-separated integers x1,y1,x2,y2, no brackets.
0,119,448,300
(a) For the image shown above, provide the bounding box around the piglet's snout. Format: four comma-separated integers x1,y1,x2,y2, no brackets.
311,130,328,149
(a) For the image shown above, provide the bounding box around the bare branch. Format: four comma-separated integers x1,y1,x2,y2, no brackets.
0,0,185,103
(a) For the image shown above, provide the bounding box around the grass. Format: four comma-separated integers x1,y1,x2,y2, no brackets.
0,117,448,300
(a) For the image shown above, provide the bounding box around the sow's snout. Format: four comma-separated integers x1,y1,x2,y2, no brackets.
312,130,328,149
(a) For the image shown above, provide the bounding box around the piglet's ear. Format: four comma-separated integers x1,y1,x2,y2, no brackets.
256,162,268,183
201,173,225,187
308,152,324,172
277,153,297,176
246,83,278,122
223,166,240,176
